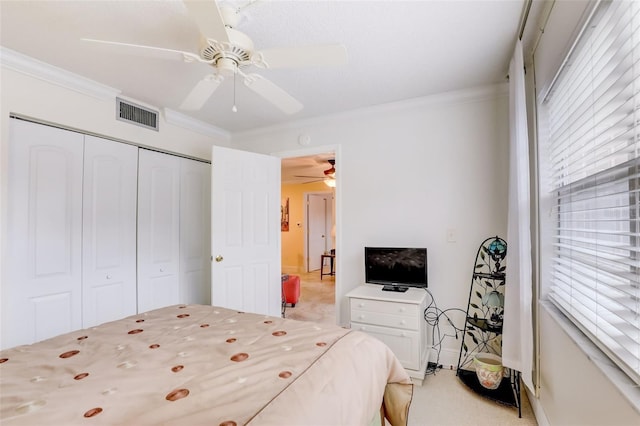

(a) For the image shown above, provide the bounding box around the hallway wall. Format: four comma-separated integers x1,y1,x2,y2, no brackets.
281,182,334,272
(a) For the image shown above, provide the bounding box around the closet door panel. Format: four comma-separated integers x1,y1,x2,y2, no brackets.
180,159,211,305
4,119,83,349
82,135,138,327
138,149,180,313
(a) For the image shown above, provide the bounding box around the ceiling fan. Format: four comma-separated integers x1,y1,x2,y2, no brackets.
82,0,348,115
295,159,336,186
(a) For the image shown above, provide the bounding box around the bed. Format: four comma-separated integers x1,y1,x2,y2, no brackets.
0,304,413,425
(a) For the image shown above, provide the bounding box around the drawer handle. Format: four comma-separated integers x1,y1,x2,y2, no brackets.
399,307,406,312
358,303,365,308
400,332,406,337
400,320,406,325
360,327,366,331
358,315,365,320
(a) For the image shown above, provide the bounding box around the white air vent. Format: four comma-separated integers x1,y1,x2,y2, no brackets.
116,98,159,131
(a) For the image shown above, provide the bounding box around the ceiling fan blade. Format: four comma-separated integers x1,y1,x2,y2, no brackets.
183,0,230,44
82,38,203,63
244,74,303,115
180,74,224,110
254,44,348,69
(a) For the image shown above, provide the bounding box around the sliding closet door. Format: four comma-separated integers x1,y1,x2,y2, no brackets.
137,149,181,313
82,136,138,327
179,159,212,304
4,119,83,349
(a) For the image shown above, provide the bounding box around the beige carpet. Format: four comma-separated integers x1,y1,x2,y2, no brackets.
281,269,538,425
281,269,336,324
408,369,537,425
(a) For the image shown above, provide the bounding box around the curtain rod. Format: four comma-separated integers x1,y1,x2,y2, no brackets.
517,0,534,40
531,0,557,57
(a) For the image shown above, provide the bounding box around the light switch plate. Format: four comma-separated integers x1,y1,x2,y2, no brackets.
446,228,456,243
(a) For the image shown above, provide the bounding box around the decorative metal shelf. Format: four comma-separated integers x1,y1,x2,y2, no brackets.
466,317,503,334
473,272,506,280
456,236,521,418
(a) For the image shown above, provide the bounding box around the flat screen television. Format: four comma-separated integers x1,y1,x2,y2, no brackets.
365,247,428,292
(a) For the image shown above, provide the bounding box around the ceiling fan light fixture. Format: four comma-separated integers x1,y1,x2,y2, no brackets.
200,28,254,75
324,159,336,177
216,57,239,76
324,160,336,187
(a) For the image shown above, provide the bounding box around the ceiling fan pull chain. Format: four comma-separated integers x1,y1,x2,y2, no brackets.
232,63,238,113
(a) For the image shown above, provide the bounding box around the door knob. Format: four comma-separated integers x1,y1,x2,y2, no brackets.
215,255,224,262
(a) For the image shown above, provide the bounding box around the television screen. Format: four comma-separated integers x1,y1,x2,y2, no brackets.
365,247,428,289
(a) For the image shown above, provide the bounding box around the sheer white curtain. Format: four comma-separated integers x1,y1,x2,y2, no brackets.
503,39,534,391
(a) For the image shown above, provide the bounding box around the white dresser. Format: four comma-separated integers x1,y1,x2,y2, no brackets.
347,284,428,384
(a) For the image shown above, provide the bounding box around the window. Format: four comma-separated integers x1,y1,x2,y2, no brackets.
540,0,639,385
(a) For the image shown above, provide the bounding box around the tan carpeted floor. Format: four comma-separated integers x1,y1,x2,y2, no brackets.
281,269,336,324
282,269,538,425
408,369,537,425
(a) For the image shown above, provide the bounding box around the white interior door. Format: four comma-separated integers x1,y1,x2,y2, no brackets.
307,193,328,271
180,158,212,305
137,149,181,313
4,119,84,349
211,146,281,317
82,135,138,328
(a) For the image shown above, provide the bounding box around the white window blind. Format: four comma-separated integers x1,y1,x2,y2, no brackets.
542,0,640,385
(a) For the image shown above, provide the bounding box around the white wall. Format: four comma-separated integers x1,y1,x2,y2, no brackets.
233,85,510,364
0,56,231,337
539,304,640,425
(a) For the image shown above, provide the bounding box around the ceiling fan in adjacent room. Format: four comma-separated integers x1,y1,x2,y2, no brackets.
82,0,348,114
295,159,336,187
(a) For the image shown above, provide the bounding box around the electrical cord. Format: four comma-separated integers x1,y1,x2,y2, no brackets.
422,288,466,375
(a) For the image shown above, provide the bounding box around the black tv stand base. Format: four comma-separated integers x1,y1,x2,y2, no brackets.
382,285,409,292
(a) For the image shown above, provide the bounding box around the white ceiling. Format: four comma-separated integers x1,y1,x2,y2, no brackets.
0,0,525,182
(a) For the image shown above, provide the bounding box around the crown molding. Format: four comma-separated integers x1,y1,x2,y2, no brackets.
0,47,121,100
1,45,507,143
232,83,509,139
163,108,230,140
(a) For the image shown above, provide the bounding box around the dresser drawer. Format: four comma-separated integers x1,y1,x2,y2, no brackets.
350,297,419,317
350,298,420,330
350,308,419,330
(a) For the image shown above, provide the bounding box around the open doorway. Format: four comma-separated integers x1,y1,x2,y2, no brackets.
278,147,338,325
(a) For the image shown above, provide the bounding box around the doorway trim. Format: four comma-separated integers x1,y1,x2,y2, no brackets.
272,144,341,325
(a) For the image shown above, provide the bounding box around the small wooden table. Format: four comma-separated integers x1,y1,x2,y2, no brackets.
320,254,335,279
